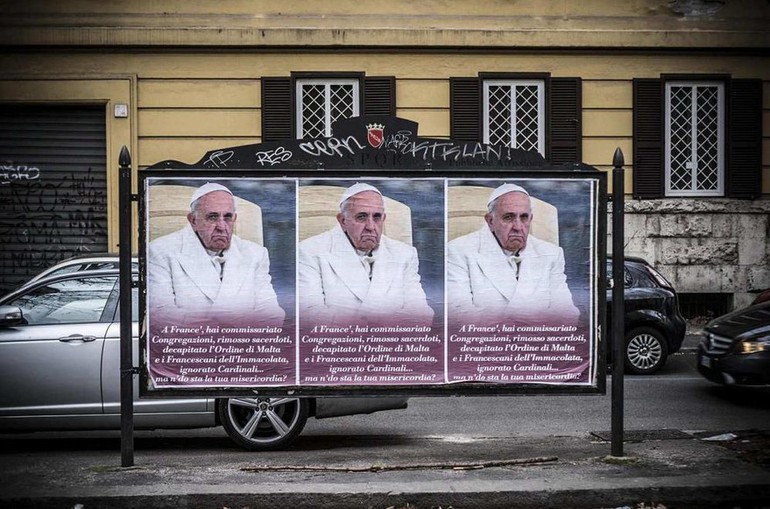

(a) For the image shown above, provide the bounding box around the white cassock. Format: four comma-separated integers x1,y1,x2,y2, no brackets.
298,224,434,326
148,224,285,325
446,226,579,326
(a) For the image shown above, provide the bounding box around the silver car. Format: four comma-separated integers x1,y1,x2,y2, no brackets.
0,264,407,451
18,253,137,289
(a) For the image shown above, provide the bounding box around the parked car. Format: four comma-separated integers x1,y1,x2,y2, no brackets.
20,253,137,289
697,300,770,387
751,289,770,306
607,257,687,375
0,263,407,451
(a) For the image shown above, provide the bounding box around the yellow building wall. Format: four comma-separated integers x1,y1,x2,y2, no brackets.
2,51,766,192
1,0,769,247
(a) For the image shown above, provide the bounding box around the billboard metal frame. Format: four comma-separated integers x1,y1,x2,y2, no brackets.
137,168,607,398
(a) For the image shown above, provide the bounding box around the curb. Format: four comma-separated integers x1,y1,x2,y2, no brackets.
6,482,770,509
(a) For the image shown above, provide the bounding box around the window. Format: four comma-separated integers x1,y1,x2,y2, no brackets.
261,75,395,141
605,263,633,288
483,80,545,155
10,276,117,325
450,74,581,164
295,79,360,139
665,82,725,196
633,77,762,199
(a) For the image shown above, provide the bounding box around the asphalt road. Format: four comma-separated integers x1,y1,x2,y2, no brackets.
2,349,768,447
3,349,770,509
300,350,770,440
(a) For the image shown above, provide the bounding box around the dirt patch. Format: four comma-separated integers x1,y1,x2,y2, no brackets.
697,429,770,469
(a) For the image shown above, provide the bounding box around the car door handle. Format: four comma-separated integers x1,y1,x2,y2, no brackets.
59,334,97,343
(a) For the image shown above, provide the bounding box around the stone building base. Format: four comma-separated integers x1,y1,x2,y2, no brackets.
609,198,770,312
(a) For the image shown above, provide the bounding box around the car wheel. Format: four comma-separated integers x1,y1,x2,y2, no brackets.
625,327,668,375
217,396,309,451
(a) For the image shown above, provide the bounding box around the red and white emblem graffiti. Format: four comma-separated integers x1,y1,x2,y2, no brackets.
366,123,385,148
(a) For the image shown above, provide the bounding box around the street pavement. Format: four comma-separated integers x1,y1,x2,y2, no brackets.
2,428,769,508
1,332,768,509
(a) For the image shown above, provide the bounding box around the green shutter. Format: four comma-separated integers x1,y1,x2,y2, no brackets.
364,77,396,116
261,77,292,141
633,79,664,198
728,79,762,199
549,77,582,164
450,77,481,142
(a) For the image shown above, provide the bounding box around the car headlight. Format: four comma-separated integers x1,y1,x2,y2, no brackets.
740,336,770,354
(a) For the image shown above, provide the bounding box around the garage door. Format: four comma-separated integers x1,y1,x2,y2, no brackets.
0,105,108,294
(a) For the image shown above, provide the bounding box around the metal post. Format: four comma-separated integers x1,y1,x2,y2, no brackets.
611,147,626,457
118,146,135,467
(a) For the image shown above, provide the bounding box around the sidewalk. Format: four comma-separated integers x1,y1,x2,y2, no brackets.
2,327,765,509
2,428,769,508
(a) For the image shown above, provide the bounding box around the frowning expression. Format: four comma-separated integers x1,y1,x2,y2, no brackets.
337,191,385,252
485,191,532,254
187,190,236,251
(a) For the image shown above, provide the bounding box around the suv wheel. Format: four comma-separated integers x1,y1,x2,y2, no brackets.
625,327,668,375
218,396,309,451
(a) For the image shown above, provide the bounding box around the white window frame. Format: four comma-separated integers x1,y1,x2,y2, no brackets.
664,81,725,197
295,78,360,139
482,79,546,156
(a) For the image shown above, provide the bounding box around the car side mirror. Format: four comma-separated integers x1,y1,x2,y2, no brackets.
0,306,25,327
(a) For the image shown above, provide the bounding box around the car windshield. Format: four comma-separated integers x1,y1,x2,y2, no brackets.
9,276,118,325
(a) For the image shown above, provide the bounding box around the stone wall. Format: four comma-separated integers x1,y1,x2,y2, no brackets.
610,198,770,310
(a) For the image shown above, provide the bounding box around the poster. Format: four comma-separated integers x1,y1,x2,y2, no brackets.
143,175,599,391
296,178,444,385
445,179,596,384
145,178,296,387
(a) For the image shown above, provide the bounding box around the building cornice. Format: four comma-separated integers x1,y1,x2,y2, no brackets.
1,13,768,49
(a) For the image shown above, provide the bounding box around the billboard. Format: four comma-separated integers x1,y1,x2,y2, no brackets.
142,173,603,395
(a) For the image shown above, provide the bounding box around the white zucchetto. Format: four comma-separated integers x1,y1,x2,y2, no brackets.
487,183,530,207
338,182,383,209
190,182,233,207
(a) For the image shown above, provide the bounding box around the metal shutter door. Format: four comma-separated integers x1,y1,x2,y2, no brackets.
0,104,108,294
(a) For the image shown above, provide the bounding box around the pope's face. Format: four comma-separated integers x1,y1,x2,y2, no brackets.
485,191,532,254
187,191,236,251
337,191,385,252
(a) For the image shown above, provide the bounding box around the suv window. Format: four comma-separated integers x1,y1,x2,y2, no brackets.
606,263,633,288
9,276,118,325
626,265,657,288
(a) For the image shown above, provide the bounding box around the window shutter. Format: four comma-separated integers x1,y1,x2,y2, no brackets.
364,77,396,116
633,79,664,198
728,79,762,199
450,77,481,142
261,77,292,141
549,77,582,164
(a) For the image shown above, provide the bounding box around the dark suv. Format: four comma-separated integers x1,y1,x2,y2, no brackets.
607,257,687,375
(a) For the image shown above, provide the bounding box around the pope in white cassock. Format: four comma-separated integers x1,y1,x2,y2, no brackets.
447,183,579,326
148,182,285,325
298,183,434,326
